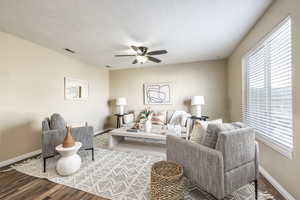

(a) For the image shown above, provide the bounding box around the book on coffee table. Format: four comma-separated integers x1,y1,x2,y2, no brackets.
126,128,138,133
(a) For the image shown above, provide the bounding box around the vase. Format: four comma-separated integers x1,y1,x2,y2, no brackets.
144,119,152,133
63,127,75,148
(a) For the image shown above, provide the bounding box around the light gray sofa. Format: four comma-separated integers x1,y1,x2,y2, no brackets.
167,125,259,200
42,113,94,172
122,110,192,135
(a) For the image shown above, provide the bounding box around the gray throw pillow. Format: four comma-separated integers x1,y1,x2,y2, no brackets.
232,122,247,128
203,122,245,148
50,113,66,130
42,117,50,131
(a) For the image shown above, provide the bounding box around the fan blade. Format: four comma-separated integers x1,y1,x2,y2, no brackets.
114,55,136,57
147,56,161,63
131,45,140,53
147,50,168,55
139,46,148,55
132,59,138,64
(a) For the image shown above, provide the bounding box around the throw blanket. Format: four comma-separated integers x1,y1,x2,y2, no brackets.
169,110,190,127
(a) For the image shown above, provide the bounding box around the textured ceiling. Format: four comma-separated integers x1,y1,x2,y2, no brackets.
0,0,272,69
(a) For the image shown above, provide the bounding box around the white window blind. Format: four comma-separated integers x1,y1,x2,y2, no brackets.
243,17,293,156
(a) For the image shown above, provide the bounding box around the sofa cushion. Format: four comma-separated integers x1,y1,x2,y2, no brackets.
50,113,66,130
203,122,243,148
152,111,167,125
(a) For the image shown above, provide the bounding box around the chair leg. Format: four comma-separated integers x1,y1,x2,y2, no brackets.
43,157,46,173
85,148,94,161
92,148,95,161
254,179,258,200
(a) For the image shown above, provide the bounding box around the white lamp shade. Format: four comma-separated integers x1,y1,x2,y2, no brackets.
191,96,205,105
116,97,127,105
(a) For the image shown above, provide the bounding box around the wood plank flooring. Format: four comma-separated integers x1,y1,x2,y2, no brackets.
0,169,108,200
257,175,286,200
0,167,286,200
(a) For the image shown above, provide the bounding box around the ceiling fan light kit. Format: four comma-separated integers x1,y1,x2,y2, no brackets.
136,55,148,64
114,45,168,64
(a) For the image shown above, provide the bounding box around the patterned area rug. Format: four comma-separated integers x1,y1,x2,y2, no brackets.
13,134,275,200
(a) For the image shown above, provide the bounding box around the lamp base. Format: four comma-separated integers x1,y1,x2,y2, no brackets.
192,105,202,117
119,105,124,115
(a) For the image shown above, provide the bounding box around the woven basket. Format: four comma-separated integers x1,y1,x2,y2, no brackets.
151,161,184,200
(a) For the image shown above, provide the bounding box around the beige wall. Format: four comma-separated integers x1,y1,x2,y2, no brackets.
0,31,110,162
109,60,229,125
228,0,300,198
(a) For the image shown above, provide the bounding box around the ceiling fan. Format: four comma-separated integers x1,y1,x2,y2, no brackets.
114,46,168,64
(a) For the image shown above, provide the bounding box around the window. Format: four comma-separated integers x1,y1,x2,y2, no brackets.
243,16,293,158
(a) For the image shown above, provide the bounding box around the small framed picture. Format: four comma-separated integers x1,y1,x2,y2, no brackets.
64,77,89,101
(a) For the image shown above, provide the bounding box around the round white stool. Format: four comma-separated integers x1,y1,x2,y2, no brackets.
55,142,82,176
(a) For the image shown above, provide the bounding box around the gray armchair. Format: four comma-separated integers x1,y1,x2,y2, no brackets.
167,126,259,200
42,113,94,172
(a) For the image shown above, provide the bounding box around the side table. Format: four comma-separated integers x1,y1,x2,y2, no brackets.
190,115,209,129
114,113,127,128
55,142,82,176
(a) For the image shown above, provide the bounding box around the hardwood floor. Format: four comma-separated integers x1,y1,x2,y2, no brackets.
0,169,108,200
0,167,286,200
258,175,286,200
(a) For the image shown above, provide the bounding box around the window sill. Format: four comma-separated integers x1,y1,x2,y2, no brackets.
256,134,293,159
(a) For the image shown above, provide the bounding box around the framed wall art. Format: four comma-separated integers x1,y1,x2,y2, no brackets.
143,82,172,105
64,77,89,101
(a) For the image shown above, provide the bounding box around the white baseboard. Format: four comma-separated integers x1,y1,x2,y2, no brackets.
94,130,103,135
0,149,41,168
259,166,296,200
0,130,110,168
94,128,113,135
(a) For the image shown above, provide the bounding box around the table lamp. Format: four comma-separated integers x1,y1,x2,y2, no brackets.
191,96,205,117
116,97,127,115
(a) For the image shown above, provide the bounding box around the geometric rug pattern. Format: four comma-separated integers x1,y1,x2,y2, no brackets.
12,134,276,200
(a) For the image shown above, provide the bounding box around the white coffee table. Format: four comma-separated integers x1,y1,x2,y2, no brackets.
55,142,82,176
108,126,186,149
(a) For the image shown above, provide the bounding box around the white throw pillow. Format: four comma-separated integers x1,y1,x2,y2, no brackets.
124,113,135,124
190,121,206,144
199,119,223,144
169,111,188,126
